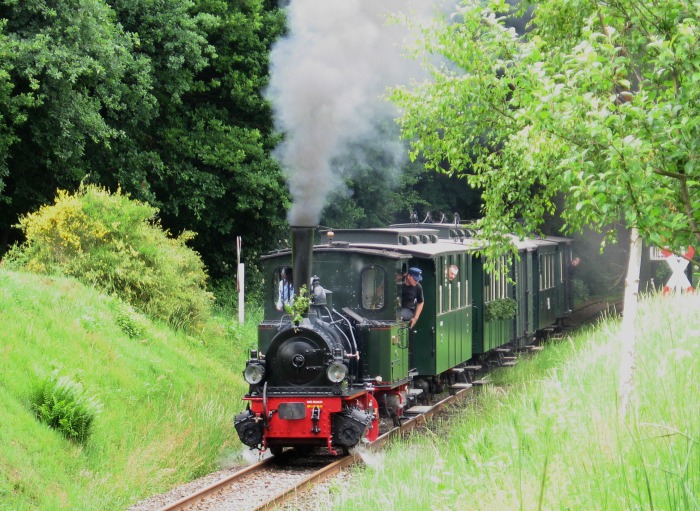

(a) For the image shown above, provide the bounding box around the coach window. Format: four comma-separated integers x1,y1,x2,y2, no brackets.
448,257,459,310
559,251,564,284
438,258,450,312
274,266,294,310
361,266,386,310
484,267,492,302
461,256,469,307
540,254,547,290
486,257,509,302
539,253,555,290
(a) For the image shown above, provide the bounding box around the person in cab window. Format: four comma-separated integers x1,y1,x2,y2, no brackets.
276,267,294,311
401,267,424,328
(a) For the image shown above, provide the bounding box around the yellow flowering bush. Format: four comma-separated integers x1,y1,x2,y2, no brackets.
7,184,213,331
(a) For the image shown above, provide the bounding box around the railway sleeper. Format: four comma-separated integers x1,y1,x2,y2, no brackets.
407,388,424,407
448,367,469,384
404,405,433,416
462,365,483,383
538,327,558,341
449,382,472,395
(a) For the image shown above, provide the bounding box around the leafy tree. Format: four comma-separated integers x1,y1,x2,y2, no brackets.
0,0,289,283
0,22,33,207
108,0,289,278
391,0,700,415
318,116,481,230
319,136,423,229
0,0,156,248
321,156,481,229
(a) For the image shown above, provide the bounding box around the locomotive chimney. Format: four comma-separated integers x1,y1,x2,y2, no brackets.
291,225,314,310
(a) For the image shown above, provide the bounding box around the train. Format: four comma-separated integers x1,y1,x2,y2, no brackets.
234,220,582,456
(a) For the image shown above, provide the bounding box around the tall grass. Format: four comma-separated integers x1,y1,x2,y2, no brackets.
330,294,700,511
0,269,259,510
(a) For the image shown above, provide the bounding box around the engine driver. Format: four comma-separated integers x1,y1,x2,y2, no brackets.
401,267,424,328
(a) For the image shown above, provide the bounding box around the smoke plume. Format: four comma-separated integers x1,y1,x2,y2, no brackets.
266,1,449,226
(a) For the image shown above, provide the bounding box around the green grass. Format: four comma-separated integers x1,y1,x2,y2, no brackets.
0,269,257,510
3,266,697,510
330,294,700,511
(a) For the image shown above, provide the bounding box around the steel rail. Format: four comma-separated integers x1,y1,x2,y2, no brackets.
256,384,475,510
147,301,605,511
156,457,273,511
155,385,475,511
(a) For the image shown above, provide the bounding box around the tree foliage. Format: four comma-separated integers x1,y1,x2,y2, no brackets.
0,0,156,244
106,0,290,277
392,0,700,266
0,0,289,278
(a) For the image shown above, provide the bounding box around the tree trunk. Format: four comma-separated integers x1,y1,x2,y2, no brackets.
618,226,643,419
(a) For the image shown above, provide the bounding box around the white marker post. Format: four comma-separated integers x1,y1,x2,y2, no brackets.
237,236,245,324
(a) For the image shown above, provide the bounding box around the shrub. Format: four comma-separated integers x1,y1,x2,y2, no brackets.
29,372,102,443
114,302,145,339
572,278,589,304
484,297,517,322
6,184,213,330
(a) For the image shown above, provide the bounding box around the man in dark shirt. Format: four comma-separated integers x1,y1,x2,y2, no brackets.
401,267,424,328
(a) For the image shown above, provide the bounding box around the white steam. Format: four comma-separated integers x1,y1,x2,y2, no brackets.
266,1,450,226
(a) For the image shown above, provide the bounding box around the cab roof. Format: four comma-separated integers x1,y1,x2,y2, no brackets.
261,226,568,263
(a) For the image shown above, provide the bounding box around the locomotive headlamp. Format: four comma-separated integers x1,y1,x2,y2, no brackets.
326,361,348,383
244,361,266,385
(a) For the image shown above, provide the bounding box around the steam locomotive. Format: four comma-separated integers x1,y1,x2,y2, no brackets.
234,221,582,455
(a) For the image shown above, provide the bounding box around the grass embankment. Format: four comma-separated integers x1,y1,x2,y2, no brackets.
0,269,255,511
331,294,700,510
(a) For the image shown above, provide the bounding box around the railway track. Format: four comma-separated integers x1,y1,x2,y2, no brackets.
134,301,620,511
564,299,622,330
151,384,476,511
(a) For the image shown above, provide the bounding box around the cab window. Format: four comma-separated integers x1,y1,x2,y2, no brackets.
361,267,386,310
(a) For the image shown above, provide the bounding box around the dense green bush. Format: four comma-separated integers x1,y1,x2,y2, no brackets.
29,372,102,443
573,278,590,304
484,297,517,322
5,184,213,330
114,302,145,339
